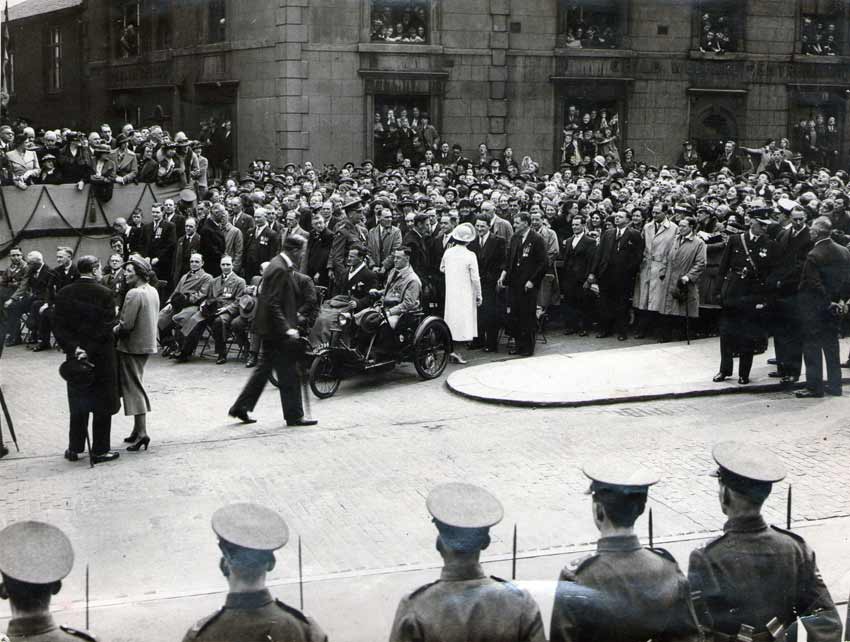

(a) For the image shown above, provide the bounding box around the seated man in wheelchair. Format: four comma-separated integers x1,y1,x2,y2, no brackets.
353,246,422,353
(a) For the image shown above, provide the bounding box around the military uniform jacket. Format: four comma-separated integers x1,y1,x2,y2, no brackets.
183,589,326,642
688,515,841,642
550,535,701,642
6,613,95,642
389,563,545,642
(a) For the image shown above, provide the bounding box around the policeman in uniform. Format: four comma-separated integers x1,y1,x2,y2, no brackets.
0,521,96,641
183,503,327,642
689,442,842,642
550,460,701,642
389,482,545,642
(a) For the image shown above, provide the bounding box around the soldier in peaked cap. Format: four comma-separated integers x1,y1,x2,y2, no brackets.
183,503,327,642
689,443,841,642
389,483,545,642
550,460,701,642
0,521,96,642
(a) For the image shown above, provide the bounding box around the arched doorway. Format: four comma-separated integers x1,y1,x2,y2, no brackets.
692,106,737,168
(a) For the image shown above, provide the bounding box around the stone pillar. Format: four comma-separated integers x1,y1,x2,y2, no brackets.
276,0,310,166
487,0,510,155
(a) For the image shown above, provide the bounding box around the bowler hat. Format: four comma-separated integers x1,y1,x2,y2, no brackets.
59,358,95,387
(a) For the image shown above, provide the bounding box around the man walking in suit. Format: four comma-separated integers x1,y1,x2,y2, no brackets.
796,217,850,398
587,211,643,340
499,212,546,356
560,214,596,336
469,213,506,352
228,238,317,427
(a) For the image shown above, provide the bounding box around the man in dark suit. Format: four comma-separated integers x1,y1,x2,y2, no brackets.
715,141,745,176
243,207,279,279
228,196,255,241
52,256,120,464
469,213,507,352
173,217,202,285
587,211,643,340
143,203,177,287
228,237,317,427
796,217,850,398
87,143,117,202
340,245,378,312
766,202,812,383
2,251,55,347
560,214,597,336
402,213,432,281
198,208,226,278
499,211,547,356
40,246,80,352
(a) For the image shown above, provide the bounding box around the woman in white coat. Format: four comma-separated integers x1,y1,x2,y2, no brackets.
440,222,482,364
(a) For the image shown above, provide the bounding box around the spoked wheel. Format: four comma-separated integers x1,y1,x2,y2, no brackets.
413,321,451,380
308,352,341,399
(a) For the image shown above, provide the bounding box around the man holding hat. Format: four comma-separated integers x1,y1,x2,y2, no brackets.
689,442,841,642
389,483,545,642
0,521,96,641
183,503,327,642
714,210,772,384
550,460,701,642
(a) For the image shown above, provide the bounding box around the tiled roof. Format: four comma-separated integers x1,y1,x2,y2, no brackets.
7,0,83,22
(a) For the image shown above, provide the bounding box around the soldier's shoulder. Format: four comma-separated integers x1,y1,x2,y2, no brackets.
489,575,528,595
59,625,97,641
183,608,224,640
559,553,598,580
769,524,808,546
694,531,729,554
274,598,311,625
647,546,679,565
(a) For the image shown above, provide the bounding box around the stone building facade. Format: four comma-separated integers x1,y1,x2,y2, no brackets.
7,0,850,173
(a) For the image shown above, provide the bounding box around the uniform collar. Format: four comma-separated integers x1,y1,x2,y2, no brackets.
596,534,642,553
440,562,486,582
723,514,768,533
224,589,274,609
7,613,58,636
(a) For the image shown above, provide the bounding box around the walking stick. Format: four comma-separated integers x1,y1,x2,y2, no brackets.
298,535,304,610
511,524,517,580
0,384,19,452
786,485,792,530
85,564,90,630
648,508,654,548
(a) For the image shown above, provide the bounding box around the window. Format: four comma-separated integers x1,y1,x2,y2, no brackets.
370,0,430,44
373,95,435,168
557,0,624,49
561,98,621,168
153,0,172,50
695,0,742,53
208,0,226,43
790,88,845,172
117,2,141,58
47,27,61,92
799,0,846,56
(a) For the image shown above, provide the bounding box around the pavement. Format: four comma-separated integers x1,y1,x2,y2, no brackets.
447,336,850,406
0,333,849,641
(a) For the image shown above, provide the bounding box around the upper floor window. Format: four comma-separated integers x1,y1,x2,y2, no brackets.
696,0,742,53
153,0,172,50
557,0,624,49
47,27,61,92
117,2,141,58
800,0,847,56
208,0,227,43
370,0,430,44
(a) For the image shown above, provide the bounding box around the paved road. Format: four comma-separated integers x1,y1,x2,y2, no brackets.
1,336,848,641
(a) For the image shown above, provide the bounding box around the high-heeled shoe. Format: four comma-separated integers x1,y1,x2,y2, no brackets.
123,432,139,443
126,436,150,452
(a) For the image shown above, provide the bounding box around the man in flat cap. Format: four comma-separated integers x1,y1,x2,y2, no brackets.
0,521,96,641
689,442,841,642
389,482,544,642
183,503,327,642
550,460,700,642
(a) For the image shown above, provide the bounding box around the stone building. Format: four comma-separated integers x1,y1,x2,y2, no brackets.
6,0,850,172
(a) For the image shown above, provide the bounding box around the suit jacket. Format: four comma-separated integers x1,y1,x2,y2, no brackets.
402,228,431,279
367,224,403,272
127,225,147,257
143,220,177,276
170,268,213,307
57,144,92,183
47,264,80,305
166,212,187,238
469,233,506,287
341,264,378,311
561,233,597,286
207,271,247,317
88,157,117,201
591,227,643,285
12,264,55,301
767,226,812,296
506,229,547,289
254,253,298,339
244,225,279,277
173,233,202,284
798,238,850,328
199,219,226,277
111,147,138,183
232,212,255,240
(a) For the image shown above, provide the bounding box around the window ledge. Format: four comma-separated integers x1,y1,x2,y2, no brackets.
358,43,443,55
554,47,632,58
792,53,850,64
688,50,746,61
